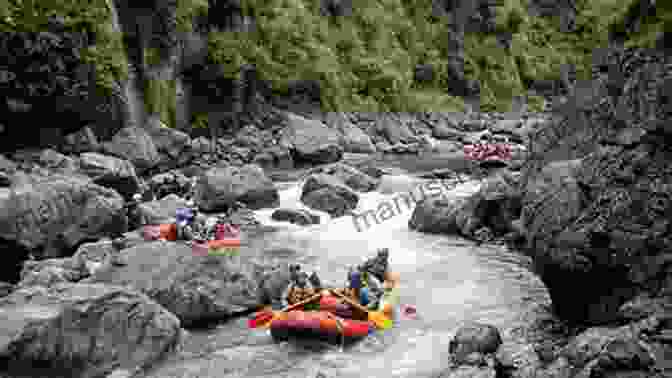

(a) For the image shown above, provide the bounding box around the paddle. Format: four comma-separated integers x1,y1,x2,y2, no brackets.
248,292,323,329
329,289,393,330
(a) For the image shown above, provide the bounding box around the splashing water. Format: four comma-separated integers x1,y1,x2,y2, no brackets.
146,176,550,378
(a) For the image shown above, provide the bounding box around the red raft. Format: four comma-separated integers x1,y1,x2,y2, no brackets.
269,295,373,344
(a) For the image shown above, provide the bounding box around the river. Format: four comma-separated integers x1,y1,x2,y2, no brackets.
145,159,550,378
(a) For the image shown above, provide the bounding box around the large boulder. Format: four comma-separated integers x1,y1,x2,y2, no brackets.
300,174,359,217
78,152,142,199
271,208,320,226
146,117,191,159
253,145,294,170
558,325,656,377
280,113,343,164
86,241,262,326
409,174,522,240
148,170,192,200
146,117,192,168
102,127,160,173
375,113,416,144
61,126,101,154
0,174,125,254
324,112,376,153
0,283,181,378
308,162,379,192
17,257,85,288
422,113,468,140
409,196,473,236
520,159,605,323
193,164,279,211
449,323,503,364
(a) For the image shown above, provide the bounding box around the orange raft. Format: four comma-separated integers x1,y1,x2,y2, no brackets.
268,293,376,344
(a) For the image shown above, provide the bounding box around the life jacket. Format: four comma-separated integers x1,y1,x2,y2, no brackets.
216,223,240,240
175,207,195,226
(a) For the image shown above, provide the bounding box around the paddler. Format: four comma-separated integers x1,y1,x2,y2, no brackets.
284,264,317,306
175,205,195,240
378,271,400,317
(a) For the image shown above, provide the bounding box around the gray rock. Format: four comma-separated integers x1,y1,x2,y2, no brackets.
146,116,191,159
449,323,503,364
324,112,376,154
103,126,160,172
308,162,379,192
375,113,416,144
79,152,141,199
271,208,320,225
280,113,343,164
87,241,262,326
0,175,125,253
300,174,359,217
62,126,100,154
17,257,84,288
194,164,279,211
0,283,181,378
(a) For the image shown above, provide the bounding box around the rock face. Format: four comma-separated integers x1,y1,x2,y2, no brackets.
280,113,343,164
409,174,521,240
78,152,142,199
0,283,181,378
102,127,160,173
300,174,359,217
308,162,379,192
86,241,262,326
0,175,125,254
194,164,279,211
324,112,376,153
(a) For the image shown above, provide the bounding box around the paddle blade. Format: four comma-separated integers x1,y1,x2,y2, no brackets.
369,311,393,330
248,311,274,328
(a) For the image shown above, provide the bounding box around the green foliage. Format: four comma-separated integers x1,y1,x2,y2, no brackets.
0,0,127,94
207,0,465,113
192,113,209,129
144,77,176,128
608,0,672,48
176,0,209,33
465,0,625,110
144,47,163,67
527,94,545,113
204,0,639,113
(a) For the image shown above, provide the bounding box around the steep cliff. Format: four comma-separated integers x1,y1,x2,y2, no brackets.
520,0,672,325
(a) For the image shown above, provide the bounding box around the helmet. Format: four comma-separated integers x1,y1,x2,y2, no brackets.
132,193,142,201
186,200,195,207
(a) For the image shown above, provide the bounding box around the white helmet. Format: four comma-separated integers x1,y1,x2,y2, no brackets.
186,200,195,207
132,193,142,201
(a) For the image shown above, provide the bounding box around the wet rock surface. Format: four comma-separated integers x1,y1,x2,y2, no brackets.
300,173,359,217
270,208,320,226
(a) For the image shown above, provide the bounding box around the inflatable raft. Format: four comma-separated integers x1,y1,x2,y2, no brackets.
268,282,399,344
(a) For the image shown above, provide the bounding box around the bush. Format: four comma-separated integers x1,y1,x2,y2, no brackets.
0,0,127,98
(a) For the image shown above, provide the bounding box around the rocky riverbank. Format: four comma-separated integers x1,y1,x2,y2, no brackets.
0,105,545,377
408,42,672,378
